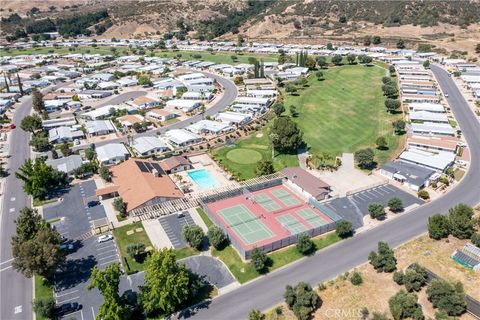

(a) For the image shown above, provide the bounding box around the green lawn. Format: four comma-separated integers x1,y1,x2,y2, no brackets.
284,64,403,166
0,46,277,65
212,123,298,180
34,275,53,320
113,222,153,274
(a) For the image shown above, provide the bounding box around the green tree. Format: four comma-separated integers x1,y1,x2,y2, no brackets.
113,197,127,216
182,225,205,250
354,148,375,169
363,35,372,46
296,233,314,255
347,53,356,64
428,214,450,240
382,84,398,98
326,43,334,50
255,159,275,176
138,75,153,87
305,56,316,70
389,290,423,320
60,142,72,157
32,88,45,113
423,60,430,69
30,132,52,152
372,36,381,44
388,197,404,213
20,114,43,133
12,222,65,279
126,243,146,261
85,144,96,161
248,309,265,320
368,202,386,220
471,233,480,247
368,242,397,272
269,116,303,153
250,247,269,272
394,271,405,285
448,204,474,239
426,280,466,316
376,136,388,150
141,249,190,315
272,103,285,116
316,56,327,68
372,312,389,320
32,297,55,319
315,71,324,81
396,39,405,49
392,120,406,134
475,43,480,54
331,55,343,65
207,225,227,249
15,158,69,200
87,263,131,320
350,272,363,286
358,54,373,64
285,83,297,95
403,263,428,292
335,220,353,238
99,165,112,182
417,190,430,200
385,99,401,113
284,282,321,320
289,105,298,117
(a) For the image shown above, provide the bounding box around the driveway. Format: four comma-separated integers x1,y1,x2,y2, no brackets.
181,256,235,289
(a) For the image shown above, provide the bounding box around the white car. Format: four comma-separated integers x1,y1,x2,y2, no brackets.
98,234,113,243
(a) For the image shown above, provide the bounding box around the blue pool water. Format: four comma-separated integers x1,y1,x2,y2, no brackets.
187,169,220,190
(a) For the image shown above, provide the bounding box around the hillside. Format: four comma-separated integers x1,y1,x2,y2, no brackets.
2,0,480,55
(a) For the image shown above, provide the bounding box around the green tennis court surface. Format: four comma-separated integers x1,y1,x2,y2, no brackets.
296,208,329,228
276,214,307,235
218,204,274,245
254,193,282,212
272,189,301,206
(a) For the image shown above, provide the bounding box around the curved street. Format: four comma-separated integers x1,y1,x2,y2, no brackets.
189,65,480,319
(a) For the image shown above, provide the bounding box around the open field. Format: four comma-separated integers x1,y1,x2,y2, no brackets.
264,234,480,320
212,125,299,180
284,64,404,166
0,46,278,65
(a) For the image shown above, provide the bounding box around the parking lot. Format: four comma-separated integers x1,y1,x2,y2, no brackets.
159,211,196,249
324,184,424,229
44,180,121,320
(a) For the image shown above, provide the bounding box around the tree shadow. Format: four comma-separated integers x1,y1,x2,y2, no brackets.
54,255,97,291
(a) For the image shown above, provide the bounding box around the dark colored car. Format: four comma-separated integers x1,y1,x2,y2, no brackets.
54,302,81,316
87,200,100,207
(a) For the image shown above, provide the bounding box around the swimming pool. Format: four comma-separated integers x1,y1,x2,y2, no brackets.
187,169,220,190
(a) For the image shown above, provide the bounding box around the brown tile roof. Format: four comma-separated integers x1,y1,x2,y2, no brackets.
147,108,173,116
132,96,158,105
117,114,143,125
110,159,183,212
160,156,192,172
281,167,330,198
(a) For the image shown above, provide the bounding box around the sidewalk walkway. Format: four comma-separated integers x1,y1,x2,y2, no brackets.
142,219,172,249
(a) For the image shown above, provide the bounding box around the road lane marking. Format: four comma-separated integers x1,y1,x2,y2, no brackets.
10,197,15,201
0,265,12,272
9,208,15,213
14,305,22,314
91,306,96,319
56,295,80,304
54,289,79,298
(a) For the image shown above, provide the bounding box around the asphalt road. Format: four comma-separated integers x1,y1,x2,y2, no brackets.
91,71,238,148
0,95,34,320
189,65,480,319
96,90,147,108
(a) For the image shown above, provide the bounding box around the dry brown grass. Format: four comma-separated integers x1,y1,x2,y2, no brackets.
265,234,480,320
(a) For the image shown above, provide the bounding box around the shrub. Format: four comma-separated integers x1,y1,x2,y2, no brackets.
296,233,314,255
426,280,466,316
403,264,428,292
368,202,386,220
350,272,363,286
248,309,265,320
471,233,480,247
113,197,127,217
417,190,430,200
428,214,450,240
250,247,269,272
207,225,227,249
448,204,475,239
388,197,404,213
182,225,205,249
368,242,397,272
393,271,405,285
335,220,353,238
284,282,321,320
32,297,55,319
125,243,145,261
388,290,423,320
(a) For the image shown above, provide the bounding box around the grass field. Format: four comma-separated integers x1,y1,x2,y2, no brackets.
34,275,53,320
0,46,278,65
212,123,298,180
113,222,153,274
284,64,403,166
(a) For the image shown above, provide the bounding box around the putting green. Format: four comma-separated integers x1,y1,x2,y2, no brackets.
226,148,262,164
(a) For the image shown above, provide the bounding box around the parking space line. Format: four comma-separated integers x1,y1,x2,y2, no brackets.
54,289,79,298
56,295,80,304
96,249,118,257
98,253,119,262
0,258,13,265
91,306,96,319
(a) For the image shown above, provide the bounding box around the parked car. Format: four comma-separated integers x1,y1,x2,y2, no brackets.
98,234,113,243
9,123,15,129
54,302,81,316
87,200,100,207
444,92,449,97
177,211,185,218
60,243,74,251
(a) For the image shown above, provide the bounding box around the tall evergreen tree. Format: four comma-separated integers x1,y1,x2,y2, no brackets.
16,73,23,95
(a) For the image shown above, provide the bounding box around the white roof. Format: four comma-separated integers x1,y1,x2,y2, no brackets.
132,136,168,154
411,122,455,135
177,73,205,81
236,97,270,105
85,120,114,134
96,143,129,162
186,120,231,133
165,129,201,145
216,111,251,123
408,103,445,113
409,111,449,123
166,99,201,108
399,149,455,171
